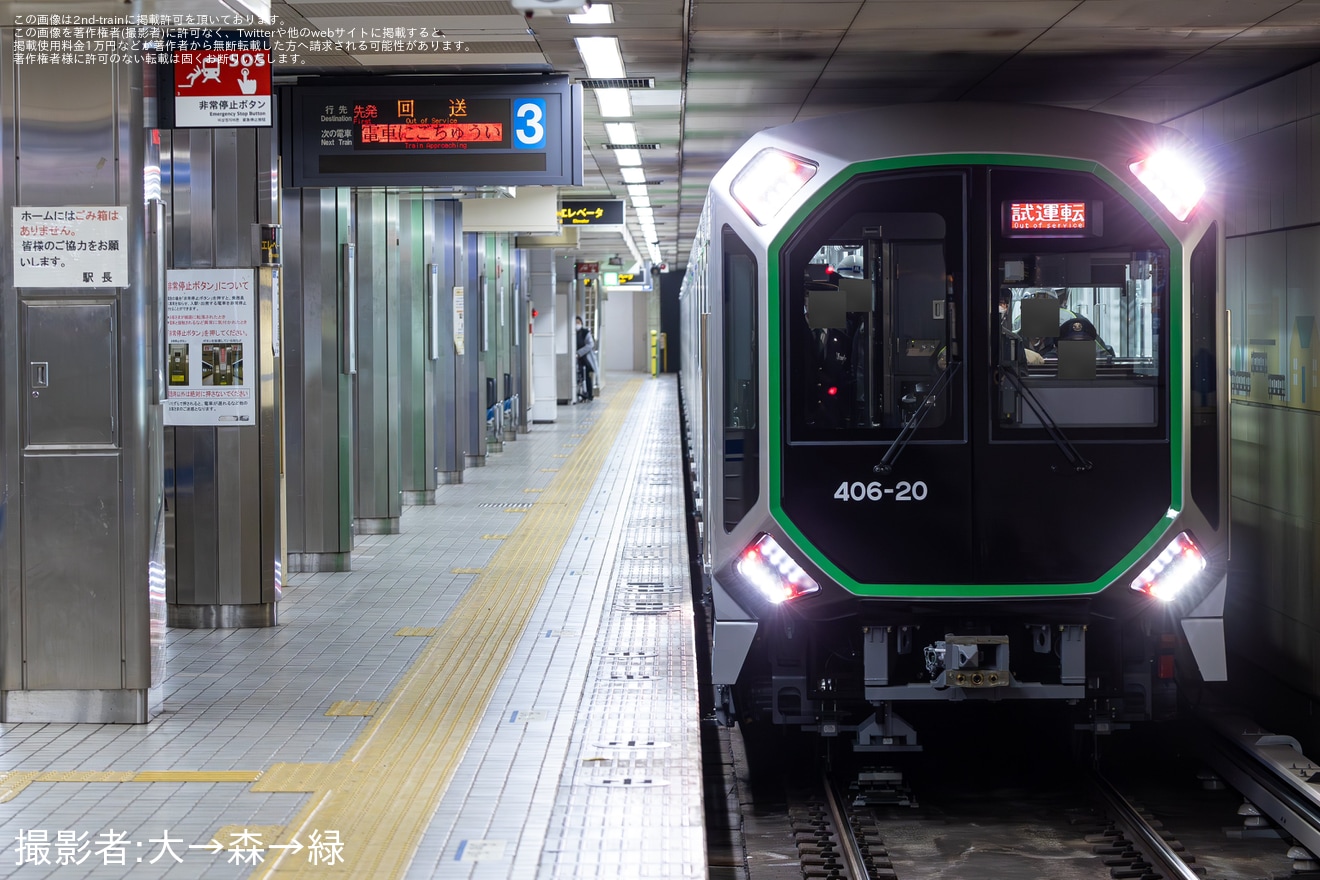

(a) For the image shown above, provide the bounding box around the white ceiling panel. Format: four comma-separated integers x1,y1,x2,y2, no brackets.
631,91,685,107
298,13,530,31
348,52,547,67
850,1,1080,29
826,28,1047,52
693,3,860,30
1056,0,1296,29
685,85,814,106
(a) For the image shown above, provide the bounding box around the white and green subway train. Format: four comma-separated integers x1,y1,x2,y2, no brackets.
678,102,1230,751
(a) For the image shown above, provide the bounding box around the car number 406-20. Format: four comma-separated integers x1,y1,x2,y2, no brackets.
833,480,929,502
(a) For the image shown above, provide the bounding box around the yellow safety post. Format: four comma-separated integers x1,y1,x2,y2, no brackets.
649,329,658,377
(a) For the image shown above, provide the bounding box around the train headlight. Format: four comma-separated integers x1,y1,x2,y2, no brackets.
737,533,820,604
1129,150,1206,222
730,149,817,226
1130,532,1206,602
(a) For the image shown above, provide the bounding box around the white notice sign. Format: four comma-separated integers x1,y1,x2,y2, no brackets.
12,207,128,288
453,286,466,356
164,268,258,427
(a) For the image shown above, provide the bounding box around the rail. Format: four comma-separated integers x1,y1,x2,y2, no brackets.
1089,771,1203,880
1193,712,1320,858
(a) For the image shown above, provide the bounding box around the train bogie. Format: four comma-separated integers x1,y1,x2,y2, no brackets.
679,103,1229,751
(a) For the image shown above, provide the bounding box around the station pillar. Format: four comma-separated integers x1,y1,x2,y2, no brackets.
161,127,282,628
0,51,165,721
432,200,467,484
351,189,402,534
283,188,355,572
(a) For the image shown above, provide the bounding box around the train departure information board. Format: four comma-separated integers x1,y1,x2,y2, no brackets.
281,75,583,187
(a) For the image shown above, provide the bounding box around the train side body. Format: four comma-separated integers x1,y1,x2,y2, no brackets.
679,102,1229,749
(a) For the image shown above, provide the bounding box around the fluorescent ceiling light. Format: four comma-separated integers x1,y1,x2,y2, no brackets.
613,148,643,166
605,122,637,144
621,167,646,184
593,89,633,119
626,184,649,199
575,36,625,79
631,195,651,209
569,3,613,23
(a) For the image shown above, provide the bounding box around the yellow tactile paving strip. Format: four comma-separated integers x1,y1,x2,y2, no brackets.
395,626,440,637
215,825,286,850
253,377,643,879
325,701,381,717
251,763,345,793
0,768,266,802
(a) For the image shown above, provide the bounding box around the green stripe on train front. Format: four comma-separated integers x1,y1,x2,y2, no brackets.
765,153,1185,598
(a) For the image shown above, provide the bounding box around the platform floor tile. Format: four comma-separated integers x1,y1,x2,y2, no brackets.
0,374,703,880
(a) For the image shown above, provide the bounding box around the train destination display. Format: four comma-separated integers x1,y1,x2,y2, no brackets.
281,75,583,187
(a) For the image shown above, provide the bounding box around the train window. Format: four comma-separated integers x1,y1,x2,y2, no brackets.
991,169,1169,434
784,172,966,442
723,227,760,531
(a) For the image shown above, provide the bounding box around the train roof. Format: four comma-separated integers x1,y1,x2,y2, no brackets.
711,102,1214,235
722,102,1200,177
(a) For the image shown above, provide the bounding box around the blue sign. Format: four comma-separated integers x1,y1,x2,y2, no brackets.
513,99,547,150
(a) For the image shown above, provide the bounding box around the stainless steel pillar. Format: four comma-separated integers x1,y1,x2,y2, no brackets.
0,45,164,721
481,233,505,455
434,201,466,484
465,231,487,467
399,194,436,504
498,242,525,440
283,188,354,572
163,128,282,629
507,244,529,438
478,233,518,448
352,190,402,534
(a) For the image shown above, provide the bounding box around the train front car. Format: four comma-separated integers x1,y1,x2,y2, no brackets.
692,103,1228,752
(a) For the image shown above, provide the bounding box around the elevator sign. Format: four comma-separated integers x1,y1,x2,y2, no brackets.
558,200,624,226
159,31,272,128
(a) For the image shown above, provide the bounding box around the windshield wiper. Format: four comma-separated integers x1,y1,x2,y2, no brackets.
996,365,1093,472
874,360,962,476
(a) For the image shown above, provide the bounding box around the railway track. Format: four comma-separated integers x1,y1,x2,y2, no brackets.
719,710,1320,880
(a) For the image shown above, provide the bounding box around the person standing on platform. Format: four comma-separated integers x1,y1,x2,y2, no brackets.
575,316,598,402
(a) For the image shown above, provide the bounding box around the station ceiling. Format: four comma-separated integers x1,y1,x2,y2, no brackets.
9,0,1320,276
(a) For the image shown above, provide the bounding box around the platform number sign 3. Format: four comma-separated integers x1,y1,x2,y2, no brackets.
513,99,547,149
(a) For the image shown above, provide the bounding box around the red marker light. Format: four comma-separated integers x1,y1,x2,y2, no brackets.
827,386,838,396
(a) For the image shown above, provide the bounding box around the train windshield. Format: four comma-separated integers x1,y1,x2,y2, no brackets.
784,172,966,442
783,166,1169,444
991,167,1169,436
